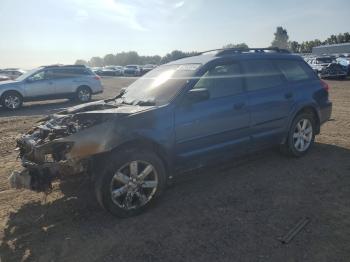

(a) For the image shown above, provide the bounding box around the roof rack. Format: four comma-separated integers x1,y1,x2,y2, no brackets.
200,47,290,56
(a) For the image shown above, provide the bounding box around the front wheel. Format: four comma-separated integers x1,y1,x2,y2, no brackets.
1,91,23,109
76,86,92,103
282,113,315,157
94,149,167,217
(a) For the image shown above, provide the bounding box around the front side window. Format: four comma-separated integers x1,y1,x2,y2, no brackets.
27,71,46,81
192,63,244,99
241,60,284,91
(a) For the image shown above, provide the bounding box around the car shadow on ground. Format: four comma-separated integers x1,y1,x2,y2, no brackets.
1,143,350,261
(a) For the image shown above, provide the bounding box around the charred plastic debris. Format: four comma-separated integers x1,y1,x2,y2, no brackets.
9,99,143,192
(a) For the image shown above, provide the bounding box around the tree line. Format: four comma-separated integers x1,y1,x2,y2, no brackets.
271,27,350,53
76,29,350,67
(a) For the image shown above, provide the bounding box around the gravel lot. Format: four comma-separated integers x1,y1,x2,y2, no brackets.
0,77,349,262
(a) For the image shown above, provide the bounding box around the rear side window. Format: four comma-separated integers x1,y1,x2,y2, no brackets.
48,68,91,79
274,60,311,82
241,60,284,91
193,63,244,99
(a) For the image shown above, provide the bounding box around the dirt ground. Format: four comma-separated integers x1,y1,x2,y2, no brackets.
0,77,349,262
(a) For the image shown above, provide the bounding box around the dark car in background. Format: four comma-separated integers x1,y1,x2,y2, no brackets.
319,63,347,79
141,64,157,75
100,66,124,76
123,65,141,76
10,48,332,217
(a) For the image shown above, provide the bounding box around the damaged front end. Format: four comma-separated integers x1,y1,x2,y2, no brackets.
9,101,123,192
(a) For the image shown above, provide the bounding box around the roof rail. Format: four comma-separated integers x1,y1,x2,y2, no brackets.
41,64,87,68
200,47,290,56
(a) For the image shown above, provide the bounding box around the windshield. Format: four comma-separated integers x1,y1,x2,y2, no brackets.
118,64,200,106
15,68,40,81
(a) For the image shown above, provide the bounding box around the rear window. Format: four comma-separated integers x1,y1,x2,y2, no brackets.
274,60,312,82
241,60,284,91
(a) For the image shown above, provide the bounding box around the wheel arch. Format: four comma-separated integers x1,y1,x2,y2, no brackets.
282,104,321,144
0,89,24,100
92,137,173,180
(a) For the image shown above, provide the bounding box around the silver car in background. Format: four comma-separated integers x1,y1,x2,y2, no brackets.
0,65,103,109
0,68,26,80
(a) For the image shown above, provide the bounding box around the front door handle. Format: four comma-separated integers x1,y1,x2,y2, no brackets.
285,92,293,99
233,102,245,110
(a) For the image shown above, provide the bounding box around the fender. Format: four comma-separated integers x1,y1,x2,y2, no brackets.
281,100,321,144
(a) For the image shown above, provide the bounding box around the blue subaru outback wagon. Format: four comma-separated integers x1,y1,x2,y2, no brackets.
11,48,332,217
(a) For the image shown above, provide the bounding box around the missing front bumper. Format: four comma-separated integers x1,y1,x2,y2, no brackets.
9,159,87,192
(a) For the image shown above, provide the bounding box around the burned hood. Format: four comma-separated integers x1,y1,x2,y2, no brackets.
52,100,156,117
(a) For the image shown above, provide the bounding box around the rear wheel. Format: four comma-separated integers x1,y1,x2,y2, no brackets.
282,113,315,157
94,149,166,217
1,91,23,109
76,86,92,103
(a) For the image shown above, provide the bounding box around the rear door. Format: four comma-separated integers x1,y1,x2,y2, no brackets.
50,68,90,95
241,59,294,149
174,61,250,169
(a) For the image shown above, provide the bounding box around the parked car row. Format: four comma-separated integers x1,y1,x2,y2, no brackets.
92,64,157,77
302,54,349,79
0,65,103,109
0,68,26,80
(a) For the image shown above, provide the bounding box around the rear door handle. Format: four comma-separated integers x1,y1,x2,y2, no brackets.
285,93,293,99
233,102,245,110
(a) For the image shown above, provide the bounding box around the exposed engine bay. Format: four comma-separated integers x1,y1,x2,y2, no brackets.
9,100,150,192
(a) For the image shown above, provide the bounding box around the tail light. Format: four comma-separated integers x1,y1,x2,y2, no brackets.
94,75,101,80
320,80,330,92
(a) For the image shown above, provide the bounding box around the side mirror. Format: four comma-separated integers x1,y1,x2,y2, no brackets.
185,88,210,104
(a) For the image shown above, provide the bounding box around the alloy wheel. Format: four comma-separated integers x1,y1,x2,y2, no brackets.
78,89,91,102
293,118,313,152
110,160,158,210
4,94,20,109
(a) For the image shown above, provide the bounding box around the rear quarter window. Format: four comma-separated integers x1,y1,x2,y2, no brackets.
241,60,284,91
274,60,315,82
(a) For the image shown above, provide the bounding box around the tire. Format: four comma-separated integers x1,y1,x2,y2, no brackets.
75,86,92,103
282,112,316,157
94,149,167,218
1,91,23,110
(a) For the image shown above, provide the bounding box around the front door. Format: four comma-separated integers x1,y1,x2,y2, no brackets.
24,70,55,98
174,61,250,170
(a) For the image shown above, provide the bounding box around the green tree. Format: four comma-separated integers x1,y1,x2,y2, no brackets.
103,54,116,65
271,26,289,49
222,43,249,49
89,57,104,67
160,50,199,64
289,41,300,53
74,59,88,65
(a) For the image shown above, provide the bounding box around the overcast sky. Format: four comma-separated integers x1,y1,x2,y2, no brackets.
0,0,349,68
